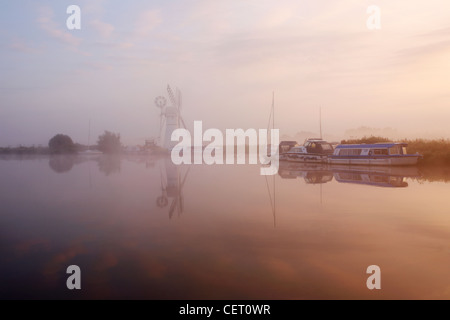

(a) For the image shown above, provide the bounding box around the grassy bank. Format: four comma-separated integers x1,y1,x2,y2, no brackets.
0,144,94,155
0,146,50,154
340,136,450,166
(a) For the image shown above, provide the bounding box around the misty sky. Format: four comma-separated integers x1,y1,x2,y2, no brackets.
1,0,450,146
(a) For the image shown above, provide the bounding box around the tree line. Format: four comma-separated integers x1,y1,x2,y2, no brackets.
0,131,122,155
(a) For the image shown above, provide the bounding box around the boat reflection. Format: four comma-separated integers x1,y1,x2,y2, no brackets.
278,162,421,188
331,164,421,188
333,171,408,187
278,162,333,184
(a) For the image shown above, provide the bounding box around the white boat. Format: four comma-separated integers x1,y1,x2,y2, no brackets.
328,143,422,166
280,138,334,163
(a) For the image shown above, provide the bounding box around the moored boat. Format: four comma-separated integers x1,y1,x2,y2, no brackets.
328,143,422,166
280,138,334,163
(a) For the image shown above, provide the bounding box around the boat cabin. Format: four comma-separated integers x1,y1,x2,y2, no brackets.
330,142,421,166
332,143,408,157
279,141,299,154
302,139,334,155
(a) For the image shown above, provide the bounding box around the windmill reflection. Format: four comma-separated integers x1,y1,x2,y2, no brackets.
157,157,190,219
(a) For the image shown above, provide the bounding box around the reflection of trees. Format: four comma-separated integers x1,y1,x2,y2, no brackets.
97,155,121,176
48,155,76,173
47,154,122,176
417,166,450,183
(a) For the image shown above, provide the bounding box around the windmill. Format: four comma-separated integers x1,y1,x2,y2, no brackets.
154,84,187,150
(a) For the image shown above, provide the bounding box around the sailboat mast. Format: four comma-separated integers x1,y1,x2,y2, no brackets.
272,92,275,131
88,119,91,150
319,106,322,139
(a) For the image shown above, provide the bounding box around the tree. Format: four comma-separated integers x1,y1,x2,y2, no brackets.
97,131,122,154
48,134,76,154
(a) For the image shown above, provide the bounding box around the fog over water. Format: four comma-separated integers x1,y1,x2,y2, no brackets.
1,155,449,299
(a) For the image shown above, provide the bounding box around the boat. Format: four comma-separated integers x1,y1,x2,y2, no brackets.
280,138,334,163
328,143,422,166
278,141,298,155
278,107,335,163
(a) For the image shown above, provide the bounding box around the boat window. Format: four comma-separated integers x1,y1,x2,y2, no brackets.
389,146,401,155
321,144,333,151
373,149,388,155
339,149,361,156
402,147,407,155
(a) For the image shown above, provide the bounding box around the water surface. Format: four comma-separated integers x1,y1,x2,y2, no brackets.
0,154,449,299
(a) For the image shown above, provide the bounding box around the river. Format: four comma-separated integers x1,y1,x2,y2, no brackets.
0,154,449,299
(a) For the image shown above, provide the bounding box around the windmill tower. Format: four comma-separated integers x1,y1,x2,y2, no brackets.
154,85,187,150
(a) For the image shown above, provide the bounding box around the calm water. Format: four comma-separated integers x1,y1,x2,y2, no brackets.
0,154,449,299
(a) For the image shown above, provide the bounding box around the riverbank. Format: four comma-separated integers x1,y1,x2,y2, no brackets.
3,137,450,166
0,146,50,155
